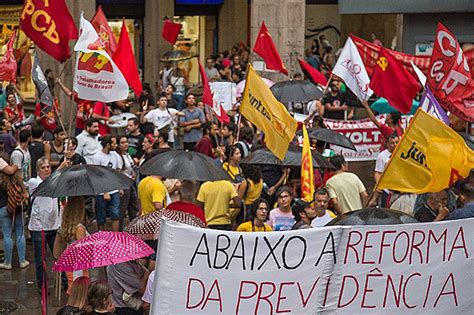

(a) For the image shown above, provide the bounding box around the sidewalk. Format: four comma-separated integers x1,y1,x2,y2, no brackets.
0,239,68,314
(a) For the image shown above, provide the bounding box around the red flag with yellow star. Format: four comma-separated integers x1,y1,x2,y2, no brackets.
253,21,288,75
369,47,420,114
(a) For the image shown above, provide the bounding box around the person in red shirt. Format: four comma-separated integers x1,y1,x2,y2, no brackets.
195,121,219,159
56,78,95,136
91,101,111,136
34,101,58,141
362,100,403,141
3,92,25,124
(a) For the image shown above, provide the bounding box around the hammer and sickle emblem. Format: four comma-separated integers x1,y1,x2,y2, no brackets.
377,56,389,71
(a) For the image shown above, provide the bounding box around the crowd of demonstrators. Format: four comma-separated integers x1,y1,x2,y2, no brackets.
0,39,473,315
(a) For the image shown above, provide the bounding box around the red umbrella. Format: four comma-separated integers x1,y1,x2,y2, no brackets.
125,202,206,241
53,231,154,272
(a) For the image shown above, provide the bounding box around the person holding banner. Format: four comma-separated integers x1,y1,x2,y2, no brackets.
448,181,474,220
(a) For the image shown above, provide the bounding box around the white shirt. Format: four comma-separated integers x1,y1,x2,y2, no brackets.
375,149,392,173
116,152,135,179
145,107,179,142
92,150,120,195
311,211,334,227
76,131,101,164
10,145,31,181
142,270,155,304
27,177,60,231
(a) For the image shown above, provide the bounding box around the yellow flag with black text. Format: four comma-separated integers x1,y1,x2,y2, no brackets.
241,65,297,160
376,109,474,193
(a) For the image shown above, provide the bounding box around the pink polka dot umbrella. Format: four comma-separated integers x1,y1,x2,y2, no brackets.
125,201,206,241
53,231,154,272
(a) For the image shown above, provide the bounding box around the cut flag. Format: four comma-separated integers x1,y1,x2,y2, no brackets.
241,65,297,160
376,109,474,194
113,20,143,96
369,47,420,114
253,21,288,75
333,36,373,101
73,14,129,103
419,87,450,125
427,22,474,122
0,31,17,82
198,62,229,124
301,125,315,202
32,54,54,109
298,58,327,86
162,19,182,45
20,0,78,62
91,5,118,56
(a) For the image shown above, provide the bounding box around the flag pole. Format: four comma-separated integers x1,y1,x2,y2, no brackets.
236,64,252,143
304,73,333,127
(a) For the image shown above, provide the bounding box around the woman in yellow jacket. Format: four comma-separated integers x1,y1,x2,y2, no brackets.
236,164,263,225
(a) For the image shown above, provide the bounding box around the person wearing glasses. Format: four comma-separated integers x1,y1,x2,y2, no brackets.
237,198,272,232
268,187,295,231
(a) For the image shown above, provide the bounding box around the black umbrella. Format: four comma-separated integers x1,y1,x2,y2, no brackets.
241,146,334,169
270,80,323,105
298,128,357,151
140,150,231,182
160,50,194,62
325,208,419,226
32,165,134,198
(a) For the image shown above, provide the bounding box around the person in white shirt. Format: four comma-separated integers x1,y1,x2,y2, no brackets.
10,129,32,182
311,188,337,227
76,118,101,164
116,136,139,230
28,157,61,292
92,135,121,232
368,134,400,207
140,94,183,147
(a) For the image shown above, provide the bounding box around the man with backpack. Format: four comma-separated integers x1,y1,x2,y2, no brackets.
10,129,32,182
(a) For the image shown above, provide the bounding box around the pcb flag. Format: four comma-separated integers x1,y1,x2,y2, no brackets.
73,14,128,103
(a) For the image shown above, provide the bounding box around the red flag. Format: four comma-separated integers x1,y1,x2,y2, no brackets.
298,58,327,86
20,0,78,62
253,21,288,75
91,5,118,56
0,31,17,82
162,20,182,45
113,20,142,96
427,23,474,122
369,47,420,114
198,62,229,124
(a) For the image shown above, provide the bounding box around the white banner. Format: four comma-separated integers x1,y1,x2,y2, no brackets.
73,14,128,103
324,115,412,161
152,219,474,314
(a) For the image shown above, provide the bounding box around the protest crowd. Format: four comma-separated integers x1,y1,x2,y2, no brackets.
0,2,473,315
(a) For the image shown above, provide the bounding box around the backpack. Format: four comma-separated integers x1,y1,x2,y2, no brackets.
5,180,28,216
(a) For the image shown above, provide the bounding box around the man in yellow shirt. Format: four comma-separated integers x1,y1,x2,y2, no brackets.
137,176,168,215
196,180,240,230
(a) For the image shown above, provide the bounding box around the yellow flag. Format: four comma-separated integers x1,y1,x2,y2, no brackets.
376,109,474,193
241,65,297,160
301,125,315,201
